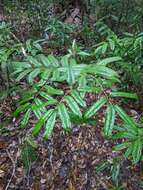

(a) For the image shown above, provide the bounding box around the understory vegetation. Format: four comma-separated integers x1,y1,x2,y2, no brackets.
0,0,143,189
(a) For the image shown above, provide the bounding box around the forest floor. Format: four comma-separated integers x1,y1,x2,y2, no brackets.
0,95,143,190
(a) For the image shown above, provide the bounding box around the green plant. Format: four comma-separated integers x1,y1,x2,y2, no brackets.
0,22,45,101
20,136,38,174
24,39,43,56
0,2,143,189
96,157,121,185
93,24,143,88
113,114,143,164
0,22,22,100
44,18,75,46
12,41,139,146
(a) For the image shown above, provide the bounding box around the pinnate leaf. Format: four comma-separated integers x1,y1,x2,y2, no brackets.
58,103,71,130
85,97,107,118
44,111,56,139
103,105,115,137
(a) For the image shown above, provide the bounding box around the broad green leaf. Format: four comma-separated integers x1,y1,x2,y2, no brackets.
40,92,57,102
33,41,42,51
85,65,119,80
78,75,87,88
11,69,24,77
61,57,76,85
85,97,107,118
98,57,121,66
71,90,86,107
77,51,90,56
114,124,137,135
37,54,51,67
19,89,35,104
78,86,101,93
12,61,32,69
95,45,103,55
41,70,51,80
44,111,56,139
34,98,47,113
96,161,109,174
13,103,30,117
44,85,64,95
21,108,31,128
72,64,86,75
112,131,137,140
123,32,134,37
110,92,138,100
58,103,71,130
32,109,53,135
26,39,32,51
111,161,120,183
48,55,59,67
65,96,82,117
132,139,142,163
60,56,85,76
114,142,130,151
98,25,107,32
103,105,115,137
61,55,69,67
124,144,133,158
19,96,34,105
67,64,75,85
108,39,115,50
102,43,108,54
122,124,138,135
28,68,41,84
58,64,85,74
51,69,61,81
27,56,42,67
16,69,31,81
78,75,87,98
114,125,126,132
33,109,42,120
32,100,43,119
115,105,137,129
70,58,77,66
94,66,119,78
32,100,57,111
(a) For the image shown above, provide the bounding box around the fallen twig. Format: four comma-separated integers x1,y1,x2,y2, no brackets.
5,149,18,190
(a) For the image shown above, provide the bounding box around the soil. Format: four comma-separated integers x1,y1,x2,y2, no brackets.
0,97,143,190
